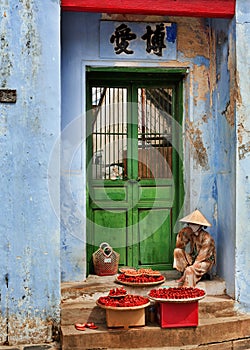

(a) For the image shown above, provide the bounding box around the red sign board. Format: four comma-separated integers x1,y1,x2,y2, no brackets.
61,0,235,19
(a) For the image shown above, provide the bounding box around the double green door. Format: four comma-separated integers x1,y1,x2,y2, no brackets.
86,69,184,273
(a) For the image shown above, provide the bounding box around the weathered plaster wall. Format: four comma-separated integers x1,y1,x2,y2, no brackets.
61,12,234,289
61,12,90,282
210,18,236,297
180,18,235,298
0,0,61,345
235,0,250,311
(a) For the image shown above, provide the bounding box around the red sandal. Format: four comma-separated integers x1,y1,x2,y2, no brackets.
75,323,86,331
86,322,98,329
75,322,98,331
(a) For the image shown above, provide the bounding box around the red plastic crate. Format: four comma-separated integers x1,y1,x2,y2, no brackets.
156,301,198,328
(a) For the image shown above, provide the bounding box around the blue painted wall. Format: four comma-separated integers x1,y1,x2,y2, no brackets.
235,0,250,311
0,0,61,344
211,18,236,297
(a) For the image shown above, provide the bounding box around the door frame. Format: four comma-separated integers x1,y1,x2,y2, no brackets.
86,67,186,274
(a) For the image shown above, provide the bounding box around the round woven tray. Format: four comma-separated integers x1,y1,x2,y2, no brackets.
147,290,206,303
96,300,150,310
119,267,136,273
116,276,166,287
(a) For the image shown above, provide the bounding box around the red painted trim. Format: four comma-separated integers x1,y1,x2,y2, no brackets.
61,0,235,19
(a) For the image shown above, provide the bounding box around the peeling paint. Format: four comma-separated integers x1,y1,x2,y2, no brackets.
239,141,250,160
102,13,169,22
236,69,242,107
237,120,250,160
238,122,244,145
192,64,210,104
8,314,56,345
224,31,236,127
208,26,216,107
0,316,7,345
186,121,209,170
177,18,210,59
202,114,209,123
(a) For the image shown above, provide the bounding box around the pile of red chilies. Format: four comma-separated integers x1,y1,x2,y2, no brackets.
117,273,164,284
98,294,149,307
149,287,205,300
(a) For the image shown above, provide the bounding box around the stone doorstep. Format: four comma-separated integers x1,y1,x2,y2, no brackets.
61,275,230,327
61,274,226,302
102,345,250,350
61,275,242,349
61,294,237,326
61,315,250,350
64,344,250,350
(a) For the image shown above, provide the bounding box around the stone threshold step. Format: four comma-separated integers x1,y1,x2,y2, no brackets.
61,294,237,326
61,314,250,350
61,275,226,302
80,342,250,350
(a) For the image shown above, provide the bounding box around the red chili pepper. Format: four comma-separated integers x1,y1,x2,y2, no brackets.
149,287,205,300
109,287,127,296
97,295,149,307
117,273,164,284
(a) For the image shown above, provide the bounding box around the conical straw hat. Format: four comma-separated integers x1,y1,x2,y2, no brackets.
180,209,212,227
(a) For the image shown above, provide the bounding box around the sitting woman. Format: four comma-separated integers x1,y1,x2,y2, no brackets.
173,209,216,287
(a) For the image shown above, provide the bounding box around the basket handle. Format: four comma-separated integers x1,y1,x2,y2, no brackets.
99,242,110,250
102,245,113,258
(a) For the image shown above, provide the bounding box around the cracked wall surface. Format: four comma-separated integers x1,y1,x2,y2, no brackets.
235,0,250,311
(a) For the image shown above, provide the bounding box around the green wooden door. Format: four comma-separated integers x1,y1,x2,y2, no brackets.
86,69,184,273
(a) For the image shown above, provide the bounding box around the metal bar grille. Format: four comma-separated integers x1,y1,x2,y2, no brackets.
138,88,173,178
91,86,172,180
91,87,127,179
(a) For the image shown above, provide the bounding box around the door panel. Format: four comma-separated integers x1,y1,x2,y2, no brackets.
138,208,171,266
133,84,174,269
92,209,127,266
90,184,127,203
139,185,172,202
86,71,183,273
